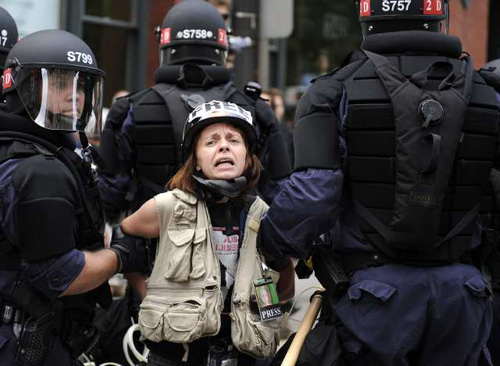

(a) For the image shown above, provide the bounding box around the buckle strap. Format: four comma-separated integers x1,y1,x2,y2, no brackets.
341,252,390,274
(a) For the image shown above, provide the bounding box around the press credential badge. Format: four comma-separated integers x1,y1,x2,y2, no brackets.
253,277,282,322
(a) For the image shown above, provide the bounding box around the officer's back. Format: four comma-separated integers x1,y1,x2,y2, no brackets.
259,1,499,365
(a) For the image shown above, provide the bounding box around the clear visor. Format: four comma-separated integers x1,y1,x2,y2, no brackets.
13,68,104,136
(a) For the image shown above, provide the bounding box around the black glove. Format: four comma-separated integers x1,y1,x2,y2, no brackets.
110,226,149,273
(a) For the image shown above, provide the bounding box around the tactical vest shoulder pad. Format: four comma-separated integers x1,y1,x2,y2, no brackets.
131,86,170,105
478,68,500,93
12,154,78,262
105,97,130,129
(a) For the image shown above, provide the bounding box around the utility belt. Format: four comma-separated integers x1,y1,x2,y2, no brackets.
147,336,240,366
2,282,101,365
340,249,474,274
0,301,22,326
207,337,239,366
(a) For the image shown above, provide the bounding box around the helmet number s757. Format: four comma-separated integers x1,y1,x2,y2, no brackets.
381,0,412,12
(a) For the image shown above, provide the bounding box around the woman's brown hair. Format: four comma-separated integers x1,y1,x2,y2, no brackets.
167,125,262,196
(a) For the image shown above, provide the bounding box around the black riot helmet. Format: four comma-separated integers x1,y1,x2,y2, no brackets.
354,0,450,37
158,0,228,66
2,30,105,137
0,7,18,72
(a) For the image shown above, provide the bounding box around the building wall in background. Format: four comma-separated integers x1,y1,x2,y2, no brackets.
147,0,177,87
488,0,499,62
449,0,490,67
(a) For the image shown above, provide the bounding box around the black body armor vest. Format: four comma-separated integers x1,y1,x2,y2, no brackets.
343,37,500,264
0,111,111,308
128,65,257,206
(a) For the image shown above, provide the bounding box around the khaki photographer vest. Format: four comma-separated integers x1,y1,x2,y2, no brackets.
138,189,280,358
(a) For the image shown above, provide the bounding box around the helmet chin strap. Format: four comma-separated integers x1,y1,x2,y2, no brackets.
193,175,247,199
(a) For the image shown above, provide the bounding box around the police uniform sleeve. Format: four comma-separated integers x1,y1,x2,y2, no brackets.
98,97,136,221
486,92,500,290
100,97,131,174
294,75,344,171
12,154,79,262
258,76,346,258
254,99,293,178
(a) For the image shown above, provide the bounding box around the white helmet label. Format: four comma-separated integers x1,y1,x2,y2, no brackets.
188,100,253,125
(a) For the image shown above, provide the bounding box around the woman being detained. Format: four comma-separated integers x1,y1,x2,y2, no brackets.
121,101,286,366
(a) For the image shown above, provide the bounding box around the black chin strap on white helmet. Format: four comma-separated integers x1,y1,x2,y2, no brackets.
193,175,247,199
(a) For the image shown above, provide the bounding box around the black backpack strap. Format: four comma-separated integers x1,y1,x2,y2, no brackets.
0,138,54,163
435,204,479,248
361,49,407,95
151,82,192,161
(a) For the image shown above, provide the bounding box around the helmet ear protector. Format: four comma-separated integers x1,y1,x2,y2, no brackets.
182,100,256,159
355,0,449,36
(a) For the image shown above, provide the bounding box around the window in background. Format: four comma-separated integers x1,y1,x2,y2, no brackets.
65,0,148,108
284,0,361,126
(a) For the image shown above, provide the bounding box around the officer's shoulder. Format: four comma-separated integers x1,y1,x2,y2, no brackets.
12,154,78,199
478,68,500,93
228,87,255,107
302,71,346,105
128,87,164,104
107,87,163,126
106,97,131,126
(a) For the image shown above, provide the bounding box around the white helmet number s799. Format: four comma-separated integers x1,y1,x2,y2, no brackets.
67,51,93,65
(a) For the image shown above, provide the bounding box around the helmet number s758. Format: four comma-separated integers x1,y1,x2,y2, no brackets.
67,51,93,64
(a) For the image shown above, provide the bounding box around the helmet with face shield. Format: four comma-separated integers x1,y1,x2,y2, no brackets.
2,29,105,138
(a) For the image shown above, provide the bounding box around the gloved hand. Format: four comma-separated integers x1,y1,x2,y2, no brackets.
109,226,150,274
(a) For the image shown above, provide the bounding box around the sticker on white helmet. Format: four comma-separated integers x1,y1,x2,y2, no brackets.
188,101,252,125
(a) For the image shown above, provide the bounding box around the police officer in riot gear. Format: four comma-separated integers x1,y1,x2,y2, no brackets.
479,58,500,366
0,29,148,366
98,0,291,224
260,1,499,365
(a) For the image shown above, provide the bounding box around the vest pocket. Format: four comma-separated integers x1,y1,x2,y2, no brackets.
203,284,222,335
138,303,165,343
190,228,207,280
164,300,205,343
164,228,196,282
231,310,279,358
164,228,208,281
139,296,206,344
